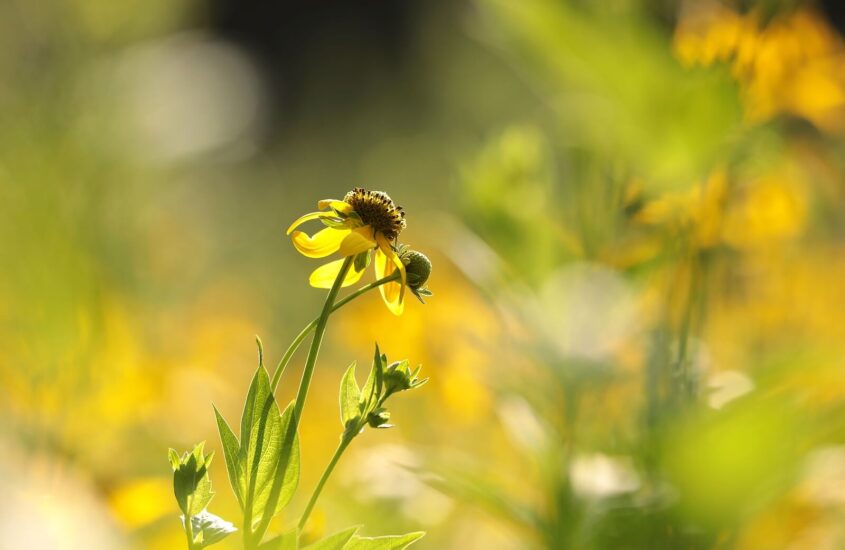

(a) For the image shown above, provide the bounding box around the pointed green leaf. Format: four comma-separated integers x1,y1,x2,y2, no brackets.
256,336,265,368
187,470,214,517
172,443,215,517
343,532,425,550
239,365,284,527
190,510,237,548
303,526,360,550
240,366,277,469
168,448,181,471
361,346,383,414
172,454,195,514
368,344,384,403
214,405,244,508
340,362,361,426
269,402,300,516
221,363,300,531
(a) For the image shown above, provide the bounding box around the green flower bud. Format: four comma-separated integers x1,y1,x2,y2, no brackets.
383,360,428,399
397,245,433,303
367,407,392,429
402,250,431,289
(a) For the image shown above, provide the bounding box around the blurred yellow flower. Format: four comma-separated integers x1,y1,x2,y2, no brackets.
723,175,806,248
674,6,845,132
108,477,173,529
287,188,408,315
635,170,727,248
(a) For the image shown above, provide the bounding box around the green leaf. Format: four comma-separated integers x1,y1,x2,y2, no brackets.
303,526,359,550
256,336,265,368
339,361,361,426
172,454,196,514
240,365,281,525
343,532,425,550
353,250,371,272
374,346,384,402
269,402,300,516
188,469,214,517
258,527,298,550
360,345,384,414
172,442,215,517
214,405,243,508
168,448,181,471
238,366,300,527
189,510,237,548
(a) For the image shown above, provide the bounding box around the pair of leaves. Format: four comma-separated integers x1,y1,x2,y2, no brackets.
340,347,387,436
169,444,237,548
340,345,429,435
169,442,215,518
215,363,300,530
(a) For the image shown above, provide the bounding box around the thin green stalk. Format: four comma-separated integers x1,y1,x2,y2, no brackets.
253,257,382,546
291,256,354,428
269,271,401,392
184,501,198,550
252,264,399,544
298,436,353,530
297,378,398,531
184,517,195,550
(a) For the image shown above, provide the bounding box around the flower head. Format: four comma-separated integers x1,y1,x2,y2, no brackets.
287,188,409,314
342,188,406,240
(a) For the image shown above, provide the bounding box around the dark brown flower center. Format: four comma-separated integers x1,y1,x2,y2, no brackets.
343,188,406,240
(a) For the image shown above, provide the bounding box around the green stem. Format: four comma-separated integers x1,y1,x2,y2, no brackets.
269,271,401,393
298,435,353,531
291,256,354,428
184,516,195,550
253,257,379,546
242,516,255,550
184,503,198,550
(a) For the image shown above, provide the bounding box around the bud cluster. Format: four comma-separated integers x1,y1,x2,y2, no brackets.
339,344,428,439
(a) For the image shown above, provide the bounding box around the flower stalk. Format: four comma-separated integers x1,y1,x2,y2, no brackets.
292,255,353,427
270,270,402,393
298,348,427,531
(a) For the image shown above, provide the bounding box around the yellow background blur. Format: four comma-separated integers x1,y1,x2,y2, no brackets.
3,0,845,548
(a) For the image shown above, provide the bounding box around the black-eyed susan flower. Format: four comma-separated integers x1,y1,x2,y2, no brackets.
287,188,409,315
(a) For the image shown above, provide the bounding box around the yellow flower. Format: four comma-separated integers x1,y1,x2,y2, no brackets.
287,188,408,315
674,7,845,132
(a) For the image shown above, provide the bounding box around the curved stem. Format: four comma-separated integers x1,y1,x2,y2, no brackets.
291,256,354,427
298,436,352,531
270,271,402,393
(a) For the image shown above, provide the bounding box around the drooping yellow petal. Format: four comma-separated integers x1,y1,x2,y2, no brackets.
309,258,366,288
317,199,353,214
374,236,391,280
287,211,327,235
338,225,376,257
291,227,350,258
375,235,406,316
